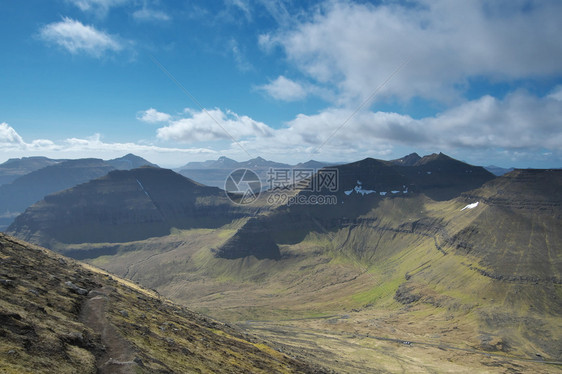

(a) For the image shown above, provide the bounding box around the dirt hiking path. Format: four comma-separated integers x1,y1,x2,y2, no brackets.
80,287,140,374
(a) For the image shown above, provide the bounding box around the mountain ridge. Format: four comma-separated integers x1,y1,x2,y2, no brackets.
0,154,156,231
7,167,254,250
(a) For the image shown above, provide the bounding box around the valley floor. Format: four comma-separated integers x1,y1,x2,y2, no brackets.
237,312,561,373
80,222,562,373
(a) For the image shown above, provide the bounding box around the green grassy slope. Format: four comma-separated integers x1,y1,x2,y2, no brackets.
0,233,323,373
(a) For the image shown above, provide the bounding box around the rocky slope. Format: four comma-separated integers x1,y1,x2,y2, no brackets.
0,233,323,373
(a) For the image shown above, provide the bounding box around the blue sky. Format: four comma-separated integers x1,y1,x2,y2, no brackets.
1,0,562,168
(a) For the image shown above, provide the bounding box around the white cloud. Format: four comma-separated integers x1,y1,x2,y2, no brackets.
275,90,562,153
259,76,308,101
39,17,122,57
425,91,562,150
148,87,562,164
0,123,25,146
137,108,171,123
66,0,130,15
262,0,562,105
133,8,171,22
153,91,562,163
156,108,273,143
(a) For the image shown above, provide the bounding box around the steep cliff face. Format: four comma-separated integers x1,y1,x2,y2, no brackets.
213,217,281,260
460,169,562,209
8,167,250,247
445,169,562,280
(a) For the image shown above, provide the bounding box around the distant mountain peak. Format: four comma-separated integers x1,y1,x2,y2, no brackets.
107,154,158,170
414,152,457,166
390,153,422,166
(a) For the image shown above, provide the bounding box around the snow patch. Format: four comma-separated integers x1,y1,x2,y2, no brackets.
345,181,375,196
461,202,479,211
380,191,387,196
426,171,432,175
136,179,150,198
355,185,375,196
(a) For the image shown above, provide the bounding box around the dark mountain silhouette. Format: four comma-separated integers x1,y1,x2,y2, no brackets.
106,153,158,170
0,159,115,231
176,155,240,170
0,155,156,231
401,152,496,201
389,152,421,166
7,167,252,249
294,160,335,169
0,156,62,186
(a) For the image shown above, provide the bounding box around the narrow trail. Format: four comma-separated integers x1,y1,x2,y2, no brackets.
80,287,140,374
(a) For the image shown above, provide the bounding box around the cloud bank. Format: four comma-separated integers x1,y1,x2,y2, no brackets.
259,0,562,105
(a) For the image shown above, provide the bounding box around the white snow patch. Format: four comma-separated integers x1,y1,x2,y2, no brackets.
345,182,375,196
391,190,400,194
380,191,387,196
426,171,432,175
355,185,375,195
461,202,479,211
136,179,150,198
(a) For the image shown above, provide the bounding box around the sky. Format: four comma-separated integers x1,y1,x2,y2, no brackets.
1,0,562,168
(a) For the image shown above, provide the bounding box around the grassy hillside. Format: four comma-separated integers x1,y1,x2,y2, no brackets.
0,233,323,373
